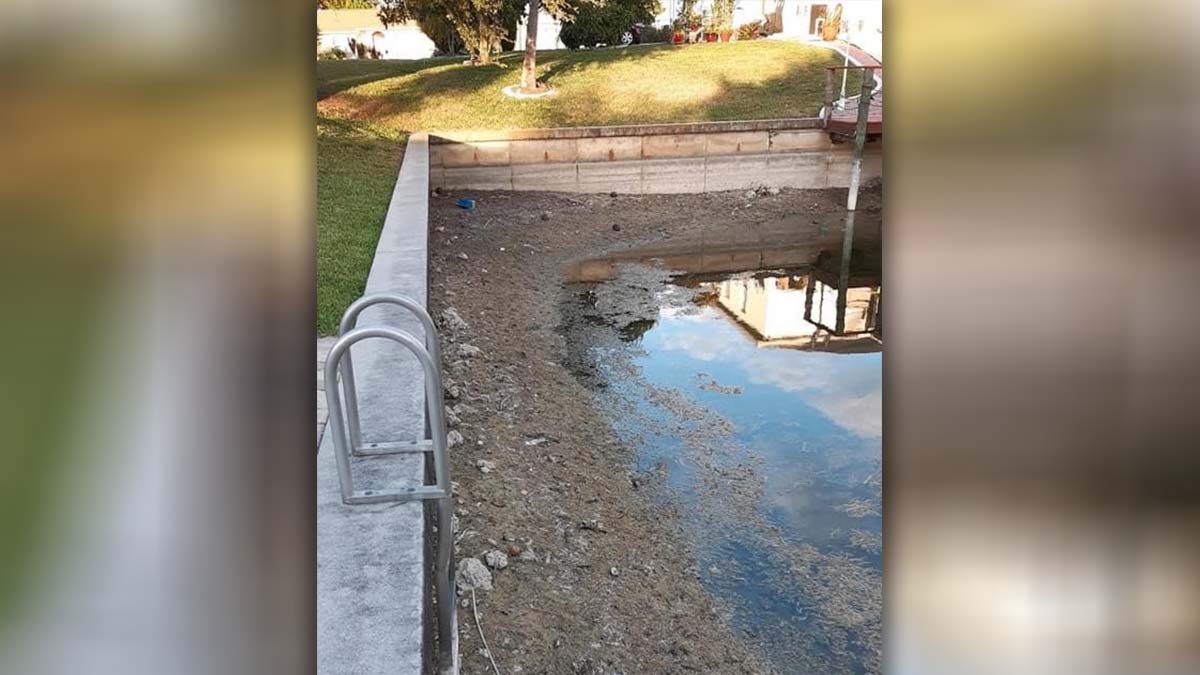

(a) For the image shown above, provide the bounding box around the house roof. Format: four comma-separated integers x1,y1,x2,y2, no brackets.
317,8,414,33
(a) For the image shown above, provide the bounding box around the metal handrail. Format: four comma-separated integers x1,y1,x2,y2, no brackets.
338,293,443,457
323,325,457,671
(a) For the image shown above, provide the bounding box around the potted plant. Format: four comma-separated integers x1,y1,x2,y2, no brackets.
675,0,702,43
703,19,718,42
671,16,687,44
822,3,843,41
713,0,735,42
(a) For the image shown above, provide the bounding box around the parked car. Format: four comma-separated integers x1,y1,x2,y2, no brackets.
620,23,643,46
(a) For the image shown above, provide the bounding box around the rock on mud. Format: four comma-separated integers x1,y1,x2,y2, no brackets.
442,307,470,332
448,430,464,447
476,459,496,474
484,549,509,570
456,557,493,592
456,343,483,359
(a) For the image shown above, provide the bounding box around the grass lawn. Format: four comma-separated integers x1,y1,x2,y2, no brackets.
317,40,856,335
317,117,403,336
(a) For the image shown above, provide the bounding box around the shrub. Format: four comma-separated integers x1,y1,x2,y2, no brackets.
561,0,659,49
318,47,349,60
736,20,765,41
640,24,673,44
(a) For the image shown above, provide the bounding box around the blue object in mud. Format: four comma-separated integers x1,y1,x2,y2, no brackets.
457,198,475,210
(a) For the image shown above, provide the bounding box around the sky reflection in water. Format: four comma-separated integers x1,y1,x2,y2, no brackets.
604,271,882,674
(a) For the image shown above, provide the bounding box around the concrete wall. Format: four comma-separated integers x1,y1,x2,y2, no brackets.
318,134,445,674
429,120,881,194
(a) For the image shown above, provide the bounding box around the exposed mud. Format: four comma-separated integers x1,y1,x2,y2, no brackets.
429,185,881,675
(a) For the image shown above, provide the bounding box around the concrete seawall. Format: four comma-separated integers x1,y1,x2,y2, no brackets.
429,119,882,193
318,134,443,674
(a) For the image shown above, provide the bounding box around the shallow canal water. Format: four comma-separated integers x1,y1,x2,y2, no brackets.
564,246,882,674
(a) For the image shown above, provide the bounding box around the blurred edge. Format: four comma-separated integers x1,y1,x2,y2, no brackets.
0,0,1197,674
0,1,314,673
888,1,1200,674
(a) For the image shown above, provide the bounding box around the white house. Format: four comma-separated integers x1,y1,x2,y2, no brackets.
317,8,437,60
777,1,882,58
514,4,567,50
653,1,882,59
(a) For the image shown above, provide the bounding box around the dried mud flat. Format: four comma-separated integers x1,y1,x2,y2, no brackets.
429,185,882,675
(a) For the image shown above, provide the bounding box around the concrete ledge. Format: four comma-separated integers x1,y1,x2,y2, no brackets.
431,125,840,166
437,146,882,194
428,117,824,143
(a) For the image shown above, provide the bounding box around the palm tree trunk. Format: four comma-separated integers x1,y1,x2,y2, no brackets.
521,0,540,92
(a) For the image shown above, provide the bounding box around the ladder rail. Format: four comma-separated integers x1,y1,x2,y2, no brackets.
337,293,443,456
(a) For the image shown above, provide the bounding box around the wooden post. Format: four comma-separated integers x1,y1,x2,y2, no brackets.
836,67,876,334
835,209,855,335
824,68,835,123
846,68,875,211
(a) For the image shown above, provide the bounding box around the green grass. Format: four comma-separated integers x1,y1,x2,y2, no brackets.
316,41,855,334
319,41,855,137
317,117,403,336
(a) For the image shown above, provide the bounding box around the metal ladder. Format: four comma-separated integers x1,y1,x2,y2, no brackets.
323,293,457,672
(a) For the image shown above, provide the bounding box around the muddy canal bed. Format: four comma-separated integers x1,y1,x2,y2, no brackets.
429,186,881,675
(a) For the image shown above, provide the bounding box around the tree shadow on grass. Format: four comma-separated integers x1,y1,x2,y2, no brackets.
320,41,858,135
317,56,464,100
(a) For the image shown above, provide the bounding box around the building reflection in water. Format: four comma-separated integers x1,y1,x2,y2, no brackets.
702,259,881,353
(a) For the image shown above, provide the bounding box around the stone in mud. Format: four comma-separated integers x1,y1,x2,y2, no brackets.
456,252,469,260
540,211,551,221
476,459,496,473
456,557,493,592
484,549,509,570
518,548,538,562
442,307,470,332
609,567,620,577
456,343,482,359
448,430,464,447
